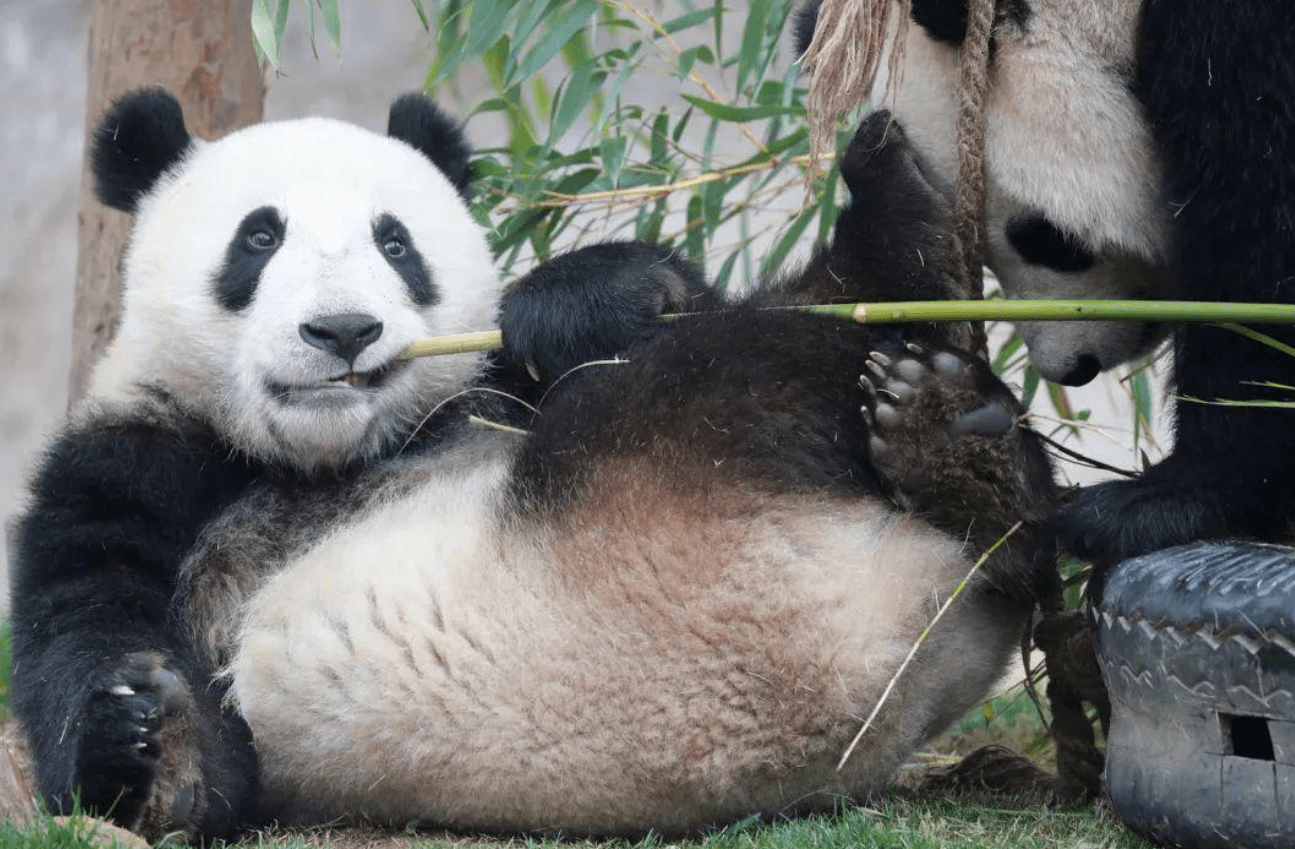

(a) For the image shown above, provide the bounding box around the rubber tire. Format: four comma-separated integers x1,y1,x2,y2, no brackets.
1096,541,1295,848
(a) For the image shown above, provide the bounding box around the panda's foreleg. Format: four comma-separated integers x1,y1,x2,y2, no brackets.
1058,0,1295,567
10,409,260,842
498,240,721,388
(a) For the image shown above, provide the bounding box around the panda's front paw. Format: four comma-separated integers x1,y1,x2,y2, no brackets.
862,344,1016,510
74,652,204,840
1057,471,1220,569
499,241,714,386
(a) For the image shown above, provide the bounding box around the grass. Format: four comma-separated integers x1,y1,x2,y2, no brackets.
0,797,1149,849
0,673,1150,849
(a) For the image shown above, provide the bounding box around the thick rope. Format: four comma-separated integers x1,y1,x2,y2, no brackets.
801,0,995,354
800,0,909,175
955,0,995,296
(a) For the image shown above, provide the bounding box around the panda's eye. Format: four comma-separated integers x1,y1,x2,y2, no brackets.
247,229,278,250
382,235,406,258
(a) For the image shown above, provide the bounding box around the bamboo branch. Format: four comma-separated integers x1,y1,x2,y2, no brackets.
401,300,1295,360
530,154,829,209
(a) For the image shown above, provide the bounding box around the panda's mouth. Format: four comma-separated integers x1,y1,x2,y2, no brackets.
268,360,407,404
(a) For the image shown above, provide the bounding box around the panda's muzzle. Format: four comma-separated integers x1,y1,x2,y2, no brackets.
299,313,385,368
265,358,405,405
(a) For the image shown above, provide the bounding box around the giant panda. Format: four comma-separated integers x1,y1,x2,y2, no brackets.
10,88,1057,844
797,0,1295,566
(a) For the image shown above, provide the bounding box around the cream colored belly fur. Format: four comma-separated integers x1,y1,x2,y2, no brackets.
228,455,1019,834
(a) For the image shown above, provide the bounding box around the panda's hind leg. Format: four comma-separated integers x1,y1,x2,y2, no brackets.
862,342,1080,800
749,111,977,353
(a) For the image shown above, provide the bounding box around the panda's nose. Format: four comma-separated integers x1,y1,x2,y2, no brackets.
299,313,384,367
1057,354,1101,387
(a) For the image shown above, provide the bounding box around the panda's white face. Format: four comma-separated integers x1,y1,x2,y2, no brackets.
92,116,501,471
872,0,1171,384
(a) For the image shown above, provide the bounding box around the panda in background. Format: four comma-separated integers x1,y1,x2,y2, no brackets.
11,88,1057,843
798,0,1295,567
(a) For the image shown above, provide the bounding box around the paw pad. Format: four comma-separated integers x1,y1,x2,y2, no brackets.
860,344,1017,496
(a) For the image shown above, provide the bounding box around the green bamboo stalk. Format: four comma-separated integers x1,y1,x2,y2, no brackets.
400,300,1295,360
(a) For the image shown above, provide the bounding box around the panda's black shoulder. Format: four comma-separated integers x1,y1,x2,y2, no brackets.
11,389,264,601
1134,0,1295,298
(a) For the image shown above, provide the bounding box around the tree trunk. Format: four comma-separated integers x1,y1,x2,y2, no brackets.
69,0,265,404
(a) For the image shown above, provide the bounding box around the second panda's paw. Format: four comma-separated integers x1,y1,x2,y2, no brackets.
74,652,205,841
861,344,1016,509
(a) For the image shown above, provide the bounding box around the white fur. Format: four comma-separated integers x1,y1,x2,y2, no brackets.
874,0,1171,381
89,116,501,470
226,439,1019,833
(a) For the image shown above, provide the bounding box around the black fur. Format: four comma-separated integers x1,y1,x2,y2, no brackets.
793,0,824,56
10,391,262,840
386,94,473,201
793,0,1031,56
508,113,1056,605
10,384,516,841
92,88,192,213
499,241,716,384
213,206,285,312
1005,216,1096,274
373,212,437,306
1059,0,1295,566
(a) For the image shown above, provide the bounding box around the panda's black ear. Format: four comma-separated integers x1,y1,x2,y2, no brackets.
92,88,193,213
911,0,973,47
793,0,824,56
387,94,473,202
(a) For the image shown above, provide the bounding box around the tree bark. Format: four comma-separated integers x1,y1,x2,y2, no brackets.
69,0,265,404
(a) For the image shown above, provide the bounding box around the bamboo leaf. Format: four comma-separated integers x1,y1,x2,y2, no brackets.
737,0,770,93
759,201,816,279
681,95,798,123
512,1,599,85
676,44,715,80
1021,366,1041,409
1214,322,1295,358
684,194,705,267
319,0,342,54
662,7,715,35
408,0,431,31
250,0,283,68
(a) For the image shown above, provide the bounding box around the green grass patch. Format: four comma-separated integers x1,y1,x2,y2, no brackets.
228,796,1149,849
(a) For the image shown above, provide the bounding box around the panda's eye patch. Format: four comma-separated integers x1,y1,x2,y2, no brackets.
214,206,285,311
1005,215,1096,273
373,213,437,307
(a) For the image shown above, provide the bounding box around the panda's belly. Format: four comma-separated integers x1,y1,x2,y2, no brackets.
228,456,1019,835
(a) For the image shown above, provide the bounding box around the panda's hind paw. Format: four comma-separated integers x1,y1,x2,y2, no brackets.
862,345,1016,509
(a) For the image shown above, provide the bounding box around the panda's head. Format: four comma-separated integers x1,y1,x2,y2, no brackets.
801,0,1171,385
88,89,500,472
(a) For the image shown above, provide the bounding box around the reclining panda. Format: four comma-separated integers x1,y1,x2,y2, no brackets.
11,89,1056,843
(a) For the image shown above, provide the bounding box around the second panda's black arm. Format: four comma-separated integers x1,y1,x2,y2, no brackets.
10,395,262,841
